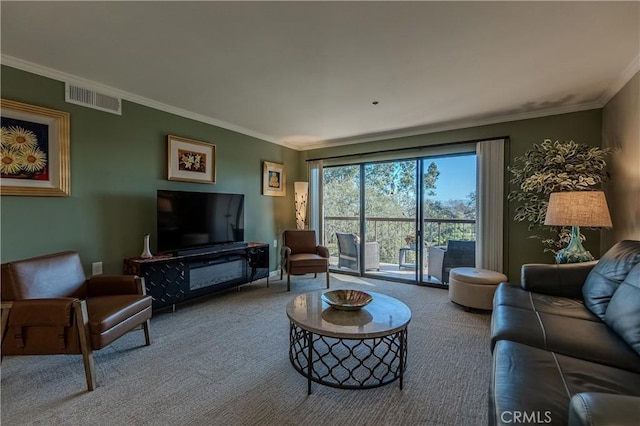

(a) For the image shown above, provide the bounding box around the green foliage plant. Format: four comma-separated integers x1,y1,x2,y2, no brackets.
508,139,612,254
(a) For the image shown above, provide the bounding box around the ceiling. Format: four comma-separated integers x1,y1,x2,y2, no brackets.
1,2,638,151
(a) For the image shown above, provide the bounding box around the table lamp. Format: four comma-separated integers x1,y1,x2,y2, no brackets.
544,191,612,263
294,181,309,230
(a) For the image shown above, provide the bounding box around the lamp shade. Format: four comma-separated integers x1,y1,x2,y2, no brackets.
294,181,309,230
544,191,612,227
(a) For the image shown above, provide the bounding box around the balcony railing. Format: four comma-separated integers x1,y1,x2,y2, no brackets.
324,216,476,265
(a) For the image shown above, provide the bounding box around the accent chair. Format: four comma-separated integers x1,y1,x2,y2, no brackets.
0,251,152,391
281,230,330,291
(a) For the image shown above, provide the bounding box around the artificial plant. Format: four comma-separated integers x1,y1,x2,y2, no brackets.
508,139,612,254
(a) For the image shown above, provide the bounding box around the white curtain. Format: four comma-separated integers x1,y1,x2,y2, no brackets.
476,139,505,272
308,160,323,245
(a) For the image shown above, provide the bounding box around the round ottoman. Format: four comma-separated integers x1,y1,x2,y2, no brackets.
448,267,507,311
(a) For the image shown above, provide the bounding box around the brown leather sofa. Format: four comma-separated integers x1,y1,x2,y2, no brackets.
1,251,152,391
489,240,640,425
280,230,330,291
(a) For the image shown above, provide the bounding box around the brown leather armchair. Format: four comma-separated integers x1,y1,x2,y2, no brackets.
0,251,152,391
280,230,330,291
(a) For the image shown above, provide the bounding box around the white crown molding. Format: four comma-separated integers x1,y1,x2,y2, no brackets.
298,100,604,151
0,55,303,150
3,54,633,153
597,55,640,106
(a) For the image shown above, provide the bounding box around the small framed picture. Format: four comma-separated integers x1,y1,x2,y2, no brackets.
1,99,70,196
167,135,216,183
263,161,286,196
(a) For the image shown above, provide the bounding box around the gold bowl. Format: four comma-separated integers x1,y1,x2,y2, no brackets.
321,290,373,311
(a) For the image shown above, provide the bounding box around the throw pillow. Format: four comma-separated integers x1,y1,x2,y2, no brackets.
604,262,640,355
582,240,640,320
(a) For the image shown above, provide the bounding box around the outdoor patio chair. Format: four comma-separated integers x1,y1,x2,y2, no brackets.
335,233,380,272
427,240,476,284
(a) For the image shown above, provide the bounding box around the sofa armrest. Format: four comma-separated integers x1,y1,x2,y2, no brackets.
569,393,640,426
520,261,597,298
87,275,145,296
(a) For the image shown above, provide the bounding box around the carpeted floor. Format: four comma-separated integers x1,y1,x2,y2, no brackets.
1,273,492,426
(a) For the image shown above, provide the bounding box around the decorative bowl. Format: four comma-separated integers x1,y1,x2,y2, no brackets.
321,290,373,311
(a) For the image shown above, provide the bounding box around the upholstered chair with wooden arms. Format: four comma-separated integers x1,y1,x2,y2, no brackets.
0,251,152,391
280,230,330,291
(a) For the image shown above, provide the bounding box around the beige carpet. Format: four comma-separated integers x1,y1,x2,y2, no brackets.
1,274,492,426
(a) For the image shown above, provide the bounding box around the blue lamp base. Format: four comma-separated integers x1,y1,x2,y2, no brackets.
555,225,594,264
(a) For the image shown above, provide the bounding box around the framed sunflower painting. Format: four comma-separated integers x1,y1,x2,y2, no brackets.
0,99,70,196
167,135,216,183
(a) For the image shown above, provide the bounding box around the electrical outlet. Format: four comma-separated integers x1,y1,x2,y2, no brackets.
92,262,103,276
273,239,278,248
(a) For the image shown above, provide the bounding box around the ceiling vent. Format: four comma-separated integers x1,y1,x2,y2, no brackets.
65,82,122,115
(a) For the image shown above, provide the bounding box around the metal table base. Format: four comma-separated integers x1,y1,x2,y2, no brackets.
289,322,408,394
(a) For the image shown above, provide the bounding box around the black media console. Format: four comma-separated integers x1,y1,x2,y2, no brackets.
124,242,269,311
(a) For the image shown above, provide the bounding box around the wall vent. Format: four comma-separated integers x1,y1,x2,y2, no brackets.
65,82,122,115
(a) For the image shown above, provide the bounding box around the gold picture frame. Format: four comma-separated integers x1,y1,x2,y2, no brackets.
167,135,216,183
263,161,286,196
0,99,70,196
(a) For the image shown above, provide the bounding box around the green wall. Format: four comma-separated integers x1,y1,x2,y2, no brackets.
1,66,303,274
302,109,604,282
2,65,606,283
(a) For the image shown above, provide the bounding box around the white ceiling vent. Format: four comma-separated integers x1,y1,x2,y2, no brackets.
65,82,122,115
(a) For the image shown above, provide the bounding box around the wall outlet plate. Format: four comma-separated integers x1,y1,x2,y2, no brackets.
273,239,278,248
92,262,103,276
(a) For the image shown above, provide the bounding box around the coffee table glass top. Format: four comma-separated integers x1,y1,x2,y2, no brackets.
286,290,411,339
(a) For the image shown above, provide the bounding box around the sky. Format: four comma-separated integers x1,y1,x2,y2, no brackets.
427,154,477,201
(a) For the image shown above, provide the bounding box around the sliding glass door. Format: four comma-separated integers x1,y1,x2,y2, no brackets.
364,161,418,280
421,154,477,285
324,165,361,272
322,152,477,286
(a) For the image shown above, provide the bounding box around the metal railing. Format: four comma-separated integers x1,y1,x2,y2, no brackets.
324,216,476,265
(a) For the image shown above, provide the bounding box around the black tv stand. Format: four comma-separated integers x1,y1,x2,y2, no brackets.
124,242,269,311
174,242,248,256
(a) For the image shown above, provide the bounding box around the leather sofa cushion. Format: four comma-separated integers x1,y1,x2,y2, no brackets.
520,262,596,298
568,393,640,426
604,262,640,355
490,340,640,426
582,240,640,320
493,284,598,322
86,295,152,334
491,305,640,372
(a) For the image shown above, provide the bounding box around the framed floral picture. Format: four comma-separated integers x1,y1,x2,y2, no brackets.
167,135,216,183
1,99,70,196
263,161,286,196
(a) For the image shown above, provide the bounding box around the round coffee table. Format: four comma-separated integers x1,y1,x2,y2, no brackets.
286,290,411,394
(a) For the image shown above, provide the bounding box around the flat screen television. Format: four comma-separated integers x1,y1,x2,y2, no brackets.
157,189,245,254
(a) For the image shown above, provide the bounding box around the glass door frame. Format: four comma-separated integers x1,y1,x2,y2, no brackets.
323,152,476,288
